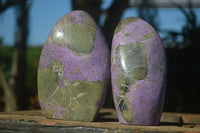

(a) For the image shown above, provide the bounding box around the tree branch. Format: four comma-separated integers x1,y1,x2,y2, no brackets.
103,0,129,50
0,0,17,13
0,66,8,93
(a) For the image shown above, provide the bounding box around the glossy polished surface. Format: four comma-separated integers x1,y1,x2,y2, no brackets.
111,17,166,125
38,10,110,121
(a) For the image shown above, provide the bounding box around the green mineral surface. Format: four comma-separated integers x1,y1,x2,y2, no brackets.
38,62,104,121
116,41,147,82
114,17,139,35
51,13,97,55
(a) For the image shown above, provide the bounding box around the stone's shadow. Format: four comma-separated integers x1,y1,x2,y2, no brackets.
159,122,197,128
96,117,118,122
159,122,180,126
95,112,118,122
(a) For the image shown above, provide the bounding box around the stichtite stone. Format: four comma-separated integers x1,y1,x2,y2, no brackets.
37,10,110,121
111,17,166,125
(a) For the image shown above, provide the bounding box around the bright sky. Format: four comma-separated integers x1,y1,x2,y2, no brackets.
0,0,199,46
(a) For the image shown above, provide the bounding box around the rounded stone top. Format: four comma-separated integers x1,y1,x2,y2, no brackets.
49,10,97,55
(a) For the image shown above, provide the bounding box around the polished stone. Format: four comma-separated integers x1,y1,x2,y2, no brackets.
111,17,166,125
38,10,110,121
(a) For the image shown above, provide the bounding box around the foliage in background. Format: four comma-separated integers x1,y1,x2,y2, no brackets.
0,46,42,111
0,43,12,111
164,1,200,113
0,0,33,111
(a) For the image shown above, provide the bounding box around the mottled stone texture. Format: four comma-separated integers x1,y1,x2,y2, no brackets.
38,10,110,121
111,17,166,125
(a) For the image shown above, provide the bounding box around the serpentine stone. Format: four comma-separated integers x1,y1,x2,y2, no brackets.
38,10,110,121
111,17,166,125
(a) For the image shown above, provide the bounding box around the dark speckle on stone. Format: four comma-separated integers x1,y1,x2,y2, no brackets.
124,33,130,37
119,86,129,93
119,99,128,112
125,78,130,85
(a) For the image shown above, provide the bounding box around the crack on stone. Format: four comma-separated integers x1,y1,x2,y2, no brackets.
48,86,60,100
72,92,87,100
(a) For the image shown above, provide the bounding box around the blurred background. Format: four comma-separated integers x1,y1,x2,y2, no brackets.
0,0,200,113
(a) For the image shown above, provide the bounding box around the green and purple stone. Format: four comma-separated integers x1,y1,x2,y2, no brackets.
111,17,166,125
37,10,110,121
